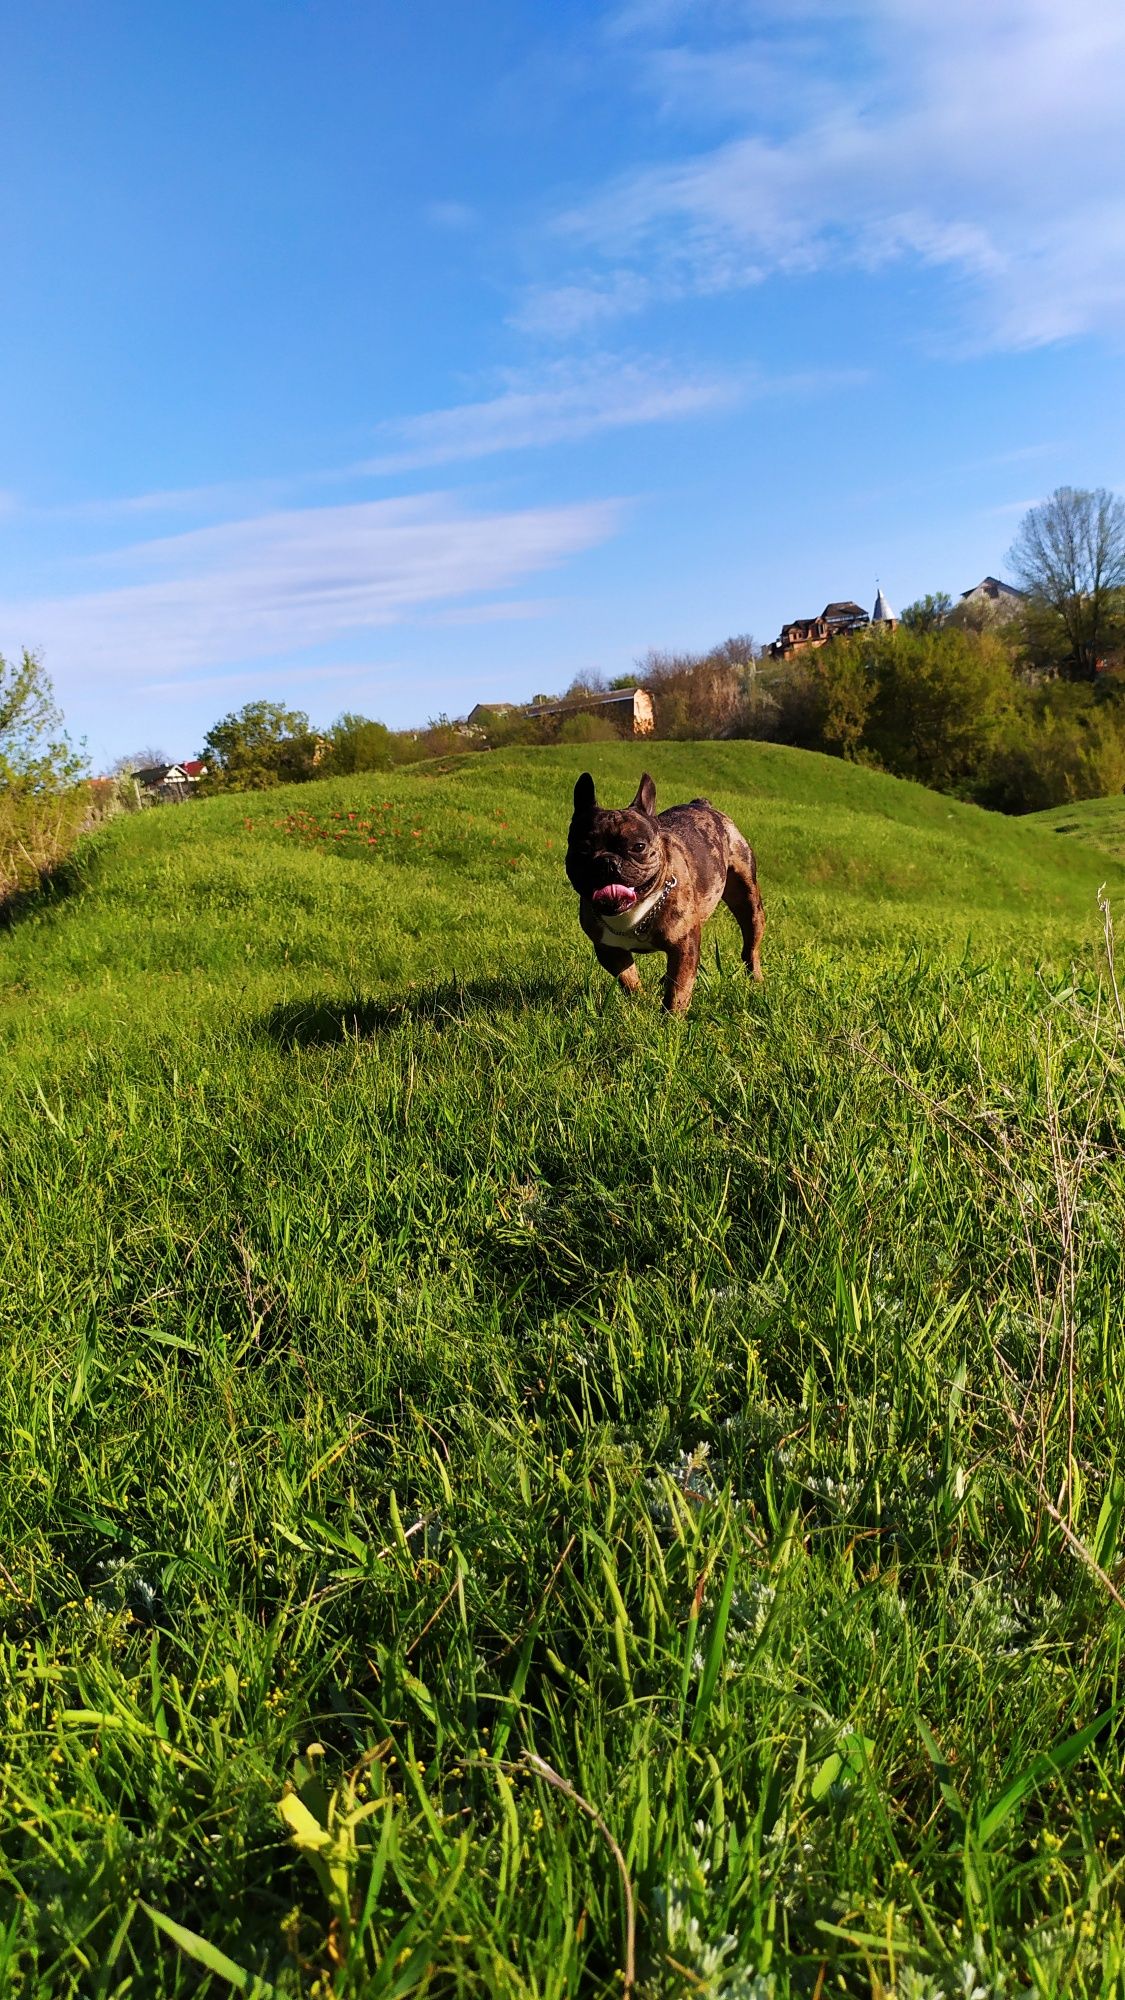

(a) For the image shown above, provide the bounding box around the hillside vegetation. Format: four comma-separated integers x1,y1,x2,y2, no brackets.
2,744,1124,2000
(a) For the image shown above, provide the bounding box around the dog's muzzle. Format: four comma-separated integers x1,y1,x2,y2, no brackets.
591,884,638,914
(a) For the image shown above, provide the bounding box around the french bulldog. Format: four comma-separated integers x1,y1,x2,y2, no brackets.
566,771,765,1013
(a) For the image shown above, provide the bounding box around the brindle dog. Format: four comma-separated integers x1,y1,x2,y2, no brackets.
566,771,765,1013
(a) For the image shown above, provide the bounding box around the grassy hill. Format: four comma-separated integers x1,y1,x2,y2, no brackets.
1025,791,1125,864
2,743,1118,1062
2,744,1124,1998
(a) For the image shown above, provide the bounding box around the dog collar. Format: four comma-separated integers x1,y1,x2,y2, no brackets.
632,872,677,935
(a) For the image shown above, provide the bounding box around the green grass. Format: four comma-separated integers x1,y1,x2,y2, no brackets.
1025,793,1125,865
2,743,1125,1999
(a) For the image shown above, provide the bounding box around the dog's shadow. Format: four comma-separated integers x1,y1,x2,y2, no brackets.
258,973,570,1049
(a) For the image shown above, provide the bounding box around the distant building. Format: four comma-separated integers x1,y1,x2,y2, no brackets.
134,761,206,802
769,599,870,659
528,687,654,736
467,702,517,725
770,586,901,657
468,687,654,736
957,576,1026,622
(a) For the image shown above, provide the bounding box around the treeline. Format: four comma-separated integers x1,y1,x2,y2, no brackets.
5,485,1123,916
196,486,1125,815
194,702,471,791
190,648,764,792
751,622,1125,812
196,619,1125,817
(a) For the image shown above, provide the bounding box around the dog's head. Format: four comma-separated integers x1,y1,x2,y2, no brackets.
565,771,664,914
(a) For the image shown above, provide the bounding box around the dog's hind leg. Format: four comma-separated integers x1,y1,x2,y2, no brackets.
721,834,765,981
594,941,641,994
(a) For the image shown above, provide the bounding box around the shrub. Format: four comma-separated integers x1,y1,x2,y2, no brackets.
758,659,825,748
979,683,1125,812
0,782,91,909
0,650,88,910
556,711,619,745
323,713,396,776
636,648,744,739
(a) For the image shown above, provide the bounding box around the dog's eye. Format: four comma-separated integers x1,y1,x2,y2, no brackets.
630,840,647,854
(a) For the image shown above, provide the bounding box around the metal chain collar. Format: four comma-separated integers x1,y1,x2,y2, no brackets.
631,873,678,937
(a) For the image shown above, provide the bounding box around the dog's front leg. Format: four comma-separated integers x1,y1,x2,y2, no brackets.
594,941,641,994
662,931,700,1013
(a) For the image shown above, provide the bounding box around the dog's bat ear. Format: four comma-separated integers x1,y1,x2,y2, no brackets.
573,771,597,816
631,772,656,816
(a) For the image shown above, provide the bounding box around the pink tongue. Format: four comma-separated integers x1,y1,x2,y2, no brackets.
592,883,638,913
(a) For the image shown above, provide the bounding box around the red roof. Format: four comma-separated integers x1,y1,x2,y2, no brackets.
181,759,206,778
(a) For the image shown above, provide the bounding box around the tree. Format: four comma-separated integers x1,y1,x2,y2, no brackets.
563,671,608,702
864,626,1017,792
635,648,743,738
1007,486,1125,680
708,633,758,672
813,643,877,758
0,648,84,789
900,593,952,634
110,746,171,778
1,650,88,907
323,713,395,776
981,682,1125,813
201,699,318,790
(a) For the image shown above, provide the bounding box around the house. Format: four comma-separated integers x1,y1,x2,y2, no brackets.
134,761,206,802
956,576,1026,623
468,687,655,736
769,587,899,658
467,702,517,726
769,599,870,659
526,687,654,736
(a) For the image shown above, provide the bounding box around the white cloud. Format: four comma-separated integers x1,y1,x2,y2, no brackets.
528,0,1125,351
0,492,622,686
362,355,739,472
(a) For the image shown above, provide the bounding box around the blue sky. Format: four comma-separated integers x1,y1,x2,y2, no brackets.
2,0,1124,767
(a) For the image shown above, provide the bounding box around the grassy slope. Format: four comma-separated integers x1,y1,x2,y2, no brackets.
1024,792,1125,864
2,743,1117,1060
2,744,1124,1999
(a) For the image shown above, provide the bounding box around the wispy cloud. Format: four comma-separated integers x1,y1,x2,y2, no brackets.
512,274,658,339
418,597,564,628
139,660,385,697
361,356,740,473
524,0,1125,352
0,492,622,686
424,199,478,231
